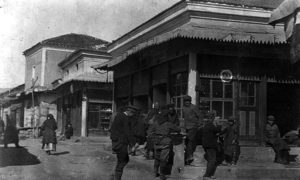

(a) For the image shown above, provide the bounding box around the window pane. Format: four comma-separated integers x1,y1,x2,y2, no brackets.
248,97,255,106
225,83,233,98
212,81,223,98
200,79,210,97
224,102,233,120
241,82,248,97
248,83,255,96
199,100,210,111
240,97,247,106
212,101,222,118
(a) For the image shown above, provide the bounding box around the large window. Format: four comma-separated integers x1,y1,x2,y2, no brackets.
199,79,234,120
171,72,188,118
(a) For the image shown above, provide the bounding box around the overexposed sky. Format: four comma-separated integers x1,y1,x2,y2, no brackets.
0,0,180,88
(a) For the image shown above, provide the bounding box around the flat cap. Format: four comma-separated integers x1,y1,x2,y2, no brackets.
267,115,275,121
183,95,192,101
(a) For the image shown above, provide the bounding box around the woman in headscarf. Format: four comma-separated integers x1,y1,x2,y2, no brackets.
4,114,20,148
41,114,57,155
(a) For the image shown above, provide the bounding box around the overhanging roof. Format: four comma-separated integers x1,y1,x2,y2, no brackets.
107,0,287,68
104,20,286,69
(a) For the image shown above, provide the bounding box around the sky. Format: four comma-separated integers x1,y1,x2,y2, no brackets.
0,0,180,88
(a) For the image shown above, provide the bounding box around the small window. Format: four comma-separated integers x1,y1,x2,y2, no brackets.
76,64,79,70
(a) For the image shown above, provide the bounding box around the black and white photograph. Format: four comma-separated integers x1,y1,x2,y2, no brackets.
0,0,300,179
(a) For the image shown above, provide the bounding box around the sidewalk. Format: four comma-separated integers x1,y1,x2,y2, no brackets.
60,136,300,180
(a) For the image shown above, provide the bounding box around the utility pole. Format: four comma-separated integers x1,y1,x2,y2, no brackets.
31,77,38,138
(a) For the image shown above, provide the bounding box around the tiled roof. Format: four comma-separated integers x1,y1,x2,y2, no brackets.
24,33,109,55
192,0,284,10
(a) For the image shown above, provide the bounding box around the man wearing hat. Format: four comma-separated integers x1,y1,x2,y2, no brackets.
182,95,203,165
110,105,140,180
265,115,290,165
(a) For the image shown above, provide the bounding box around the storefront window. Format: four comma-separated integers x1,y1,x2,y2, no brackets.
240,82,256,107
199,79,234,120
171,72,188,118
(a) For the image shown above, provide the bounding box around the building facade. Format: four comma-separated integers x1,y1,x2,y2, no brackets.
94,0,300,145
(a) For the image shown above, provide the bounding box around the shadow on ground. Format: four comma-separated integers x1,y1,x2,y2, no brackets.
0,147,41,167
51,151,70,156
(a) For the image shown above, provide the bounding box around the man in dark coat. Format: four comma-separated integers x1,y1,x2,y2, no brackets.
166,103,179,126
150,110,180,180
41,114,57,155
182,95,203,165
4,114,20,148
202,111,222,180
110,105,139,180
265,115,290,165
222,116,240,165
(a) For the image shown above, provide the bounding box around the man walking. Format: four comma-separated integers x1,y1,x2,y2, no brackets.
110,105,140,180
182,95,203,165
202,111,222,180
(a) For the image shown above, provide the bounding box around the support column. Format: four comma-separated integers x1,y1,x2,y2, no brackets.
188,52,198,104
81,90,87,137
258,76,267,146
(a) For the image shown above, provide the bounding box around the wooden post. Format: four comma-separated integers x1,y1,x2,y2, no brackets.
258,76,267,146
81,90,87,137
188,52,198,104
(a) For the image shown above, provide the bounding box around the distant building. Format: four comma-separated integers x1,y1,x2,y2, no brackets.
21,33,112,136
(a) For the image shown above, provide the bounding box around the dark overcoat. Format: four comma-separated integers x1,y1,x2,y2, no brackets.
202,121,221,149
41,117,57,144
110,112,136,151
4,124,19,144
223,124,239,156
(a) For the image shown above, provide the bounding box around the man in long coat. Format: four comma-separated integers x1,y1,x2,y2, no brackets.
182,95,203,165
110,105,139,180
202,112,222,180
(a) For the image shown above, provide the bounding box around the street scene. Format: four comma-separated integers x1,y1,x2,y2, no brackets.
1,0,300,179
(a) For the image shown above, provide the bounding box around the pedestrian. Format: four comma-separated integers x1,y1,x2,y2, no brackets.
109,105,140,180
222,116,240,166
265,115,290,165
166,103,179,126
0,117,5,136
41,114,57,155
151,110,180,180
3,114,20,148
182,95,203,165
65,123,73,139
202,111,222,180
144,102,160,160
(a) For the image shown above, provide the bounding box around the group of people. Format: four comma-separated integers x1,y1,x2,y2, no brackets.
109,95,241,180
109,95,294,180
0,113,73,156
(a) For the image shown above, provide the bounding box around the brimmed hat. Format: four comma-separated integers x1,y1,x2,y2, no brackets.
267,115,275,121
125,105,139,112
183,95,192,101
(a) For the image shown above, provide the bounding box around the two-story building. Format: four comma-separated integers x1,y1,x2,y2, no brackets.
22,33,112,136
52,48,113,137
94,0,300,146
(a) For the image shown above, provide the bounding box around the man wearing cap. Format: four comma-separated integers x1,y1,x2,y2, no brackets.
182,95,203,165
265,115,290,165
110,105,139,180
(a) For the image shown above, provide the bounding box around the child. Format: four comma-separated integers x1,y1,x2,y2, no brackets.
223,116,240,165
65,123,73,139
